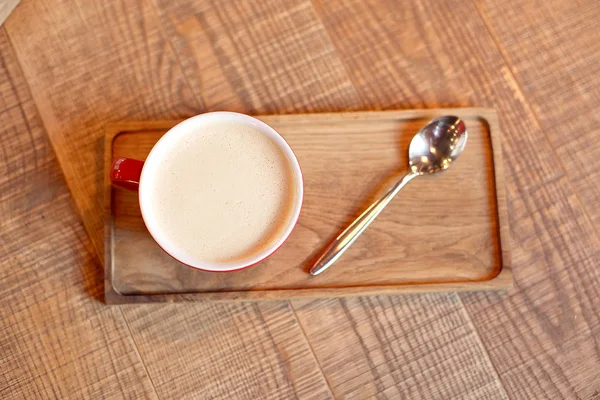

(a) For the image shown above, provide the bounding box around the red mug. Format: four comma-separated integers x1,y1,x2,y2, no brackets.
110,112,303,272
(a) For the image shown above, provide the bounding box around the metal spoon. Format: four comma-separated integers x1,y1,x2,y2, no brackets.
309,116,468,276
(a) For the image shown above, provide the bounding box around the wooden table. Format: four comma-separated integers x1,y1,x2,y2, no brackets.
1,0,598,398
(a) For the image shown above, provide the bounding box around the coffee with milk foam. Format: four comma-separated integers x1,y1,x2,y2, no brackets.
144,121,297,264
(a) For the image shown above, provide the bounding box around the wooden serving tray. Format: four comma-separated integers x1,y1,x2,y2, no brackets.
104,109,511,303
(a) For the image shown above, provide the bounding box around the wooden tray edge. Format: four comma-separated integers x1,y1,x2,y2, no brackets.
482,109,513,287
105,269,513,304
103,108,512,304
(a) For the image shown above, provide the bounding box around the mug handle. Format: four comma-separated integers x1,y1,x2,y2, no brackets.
110,158,144,191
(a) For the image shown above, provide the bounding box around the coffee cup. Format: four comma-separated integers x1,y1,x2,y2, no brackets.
110,112,303,272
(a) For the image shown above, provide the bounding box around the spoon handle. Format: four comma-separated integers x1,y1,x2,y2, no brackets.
310,172,418,276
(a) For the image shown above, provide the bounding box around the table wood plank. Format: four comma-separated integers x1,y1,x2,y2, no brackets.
473,0,600,229
308,0,600,398
122,302,333,399
0,29,157,399
3,0,205,259
0,0,19,26
153,0,364,114
294,295,508,399
468,0,600,397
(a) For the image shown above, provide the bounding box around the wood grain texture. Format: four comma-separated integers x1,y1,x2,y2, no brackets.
0,29,156,399
473,0,600,228
121,302,333,399
469,0,600,397
104,109,511,303
153,0,363,114
305,0,600,398
0,0,19,26
4,0,205,260
461,178,600,399
294,295,508,399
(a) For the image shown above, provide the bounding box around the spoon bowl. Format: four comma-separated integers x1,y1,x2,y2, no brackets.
409,116,468,174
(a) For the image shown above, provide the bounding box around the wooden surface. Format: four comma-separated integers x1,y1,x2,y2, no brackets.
0,0,19,26
0,30,156,399
1,0,599,398
105,109,511,303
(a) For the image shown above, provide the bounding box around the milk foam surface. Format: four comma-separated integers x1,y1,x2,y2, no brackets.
145,121,295,264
